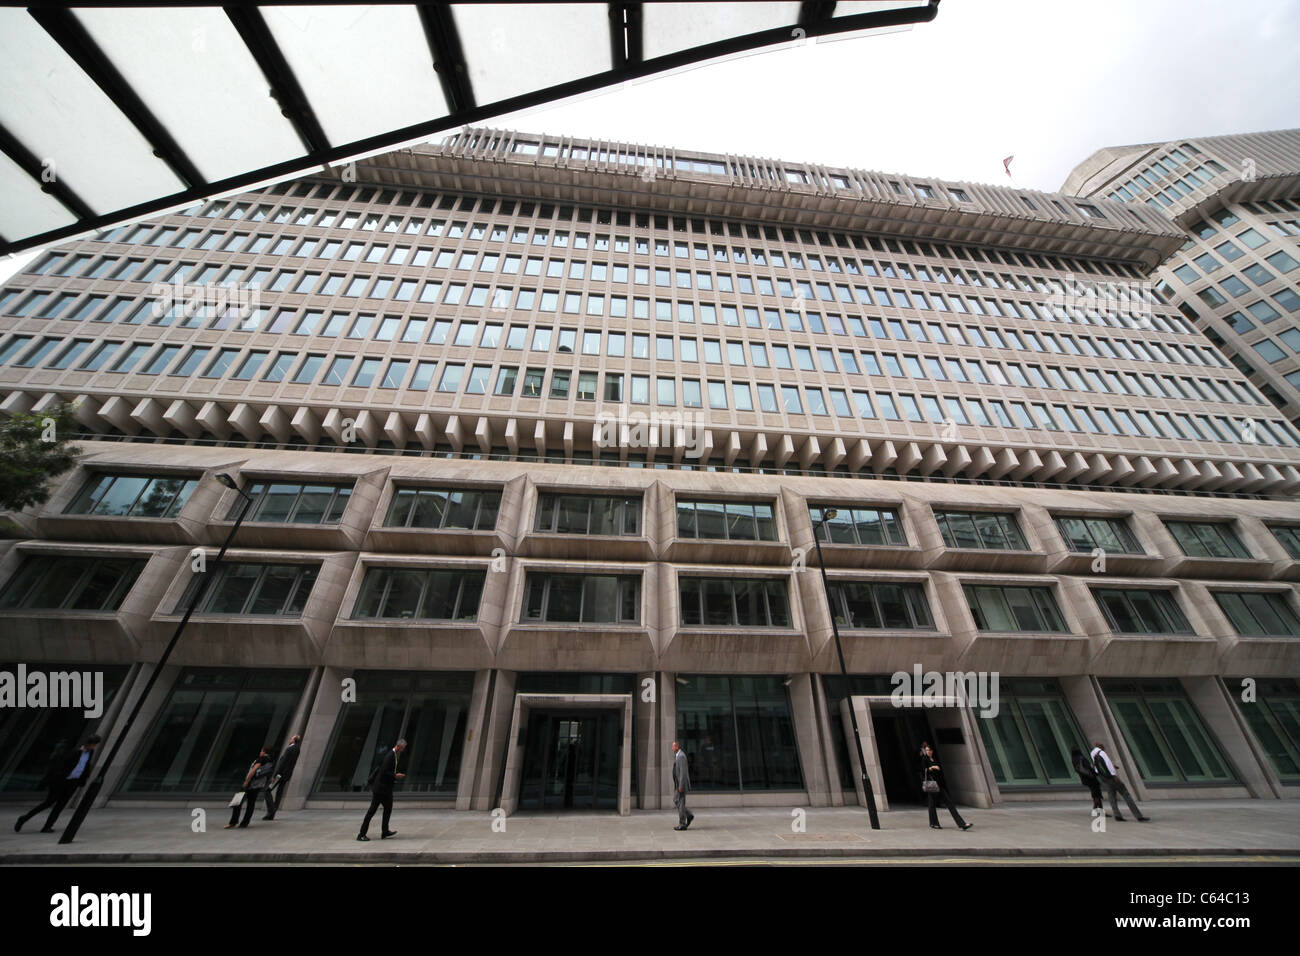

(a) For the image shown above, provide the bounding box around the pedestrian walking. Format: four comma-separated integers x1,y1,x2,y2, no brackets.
1072,746,1104,813
226,746,275,829
357,738,406,841
14,735,100,833
672,740,694,830
1090,742,1149,822
262,733,301,820
918,740,972,831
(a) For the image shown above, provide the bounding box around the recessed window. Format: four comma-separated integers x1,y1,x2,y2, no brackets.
535,494,640,536
385,487,500,530
964,585,1067,632
1165,520,1250,559
231,482,352,525
524,573,639,624
181,563,318,616
935,510,1028,550
810,505,907,546
676,499,776,541
678,576,790,627
353,567,484,621
1093,588,1193,635
66,474,198,518
828,581,934,630
0,554,145,611
1213,591,1300,636
1053,515,1143,554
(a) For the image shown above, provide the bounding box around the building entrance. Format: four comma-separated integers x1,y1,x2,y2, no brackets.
518,711,621,810
871,707,935,806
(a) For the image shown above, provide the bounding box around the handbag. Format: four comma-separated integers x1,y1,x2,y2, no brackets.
922,770,940,794
227,792,245,808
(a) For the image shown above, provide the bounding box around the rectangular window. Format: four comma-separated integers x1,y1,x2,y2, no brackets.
232,482,352,524
964,585,1067,632
353,567,485,621
535,494,640,536
1054,515,1143,554
0,554,145,611
1094,588,1193,635
1101,678,1235,783
183,563,318,616
676,499,776,541
935,511,1028,550
1212,591,1300,636
1165,521,1251,559
385,487,501,530
678,576,791,628
810,505,906,545
524,573,640,624
66,474,198,518
828,581,934,630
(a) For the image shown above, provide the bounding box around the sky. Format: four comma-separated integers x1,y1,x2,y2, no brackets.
2,0,1299,282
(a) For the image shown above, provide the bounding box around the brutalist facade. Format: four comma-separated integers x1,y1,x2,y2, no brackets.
1,128,1299,817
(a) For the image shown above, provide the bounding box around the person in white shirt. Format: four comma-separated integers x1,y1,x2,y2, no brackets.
1089,742,1149,822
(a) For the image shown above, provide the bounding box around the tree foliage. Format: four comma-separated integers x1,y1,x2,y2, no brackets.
0,404,82,512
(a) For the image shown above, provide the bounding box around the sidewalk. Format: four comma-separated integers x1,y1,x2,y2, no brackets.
3,800,1299,864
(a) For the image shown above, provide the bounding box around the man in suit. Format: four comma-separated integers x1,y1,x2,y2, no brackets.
1091,741,1150,822
672,740,693,831
357,738,406,841
262,733,301,820
15,735,101,833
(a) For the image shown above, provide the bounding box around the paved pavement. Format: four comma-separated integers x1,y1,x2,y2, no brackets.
3,800,1298,864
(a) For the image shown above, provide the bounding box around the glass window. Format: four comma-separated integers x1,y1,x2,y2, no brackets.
934,511,1028,550
523,573,640,623
535,494,640,536
353,567,484,621
678,577,790,627
675,675,802,792
676,500,776,541
1213,591,1300,636
1165,521,1250,559
0,554,146,611
1100,678,1234,783
66,474,198,519
384,487,501,530
183,563,318,616
828,581,934,629
1094,588,1193,635
1054,515,1143,554
810,505,906,545
964,585,1067,632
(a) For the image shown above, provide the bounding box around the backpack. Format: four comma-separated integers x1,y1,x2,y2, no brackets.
1074,753,1096,780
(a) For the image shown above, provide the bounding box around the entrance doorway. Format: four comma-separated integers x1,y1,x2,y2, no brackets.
518,711,621,810
871,708,934,806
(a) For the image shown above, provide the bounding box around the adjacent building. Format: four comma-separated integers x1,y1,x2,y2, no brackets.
2,128,1299,818
1063,128,1300,430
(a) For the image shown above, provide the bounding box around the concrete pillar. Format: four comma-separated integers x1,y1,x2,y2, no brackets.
275,665,322,810
635,671,659,809
455,669,495,811
472,669,516,811
291,665,348,806
839,696,886,810
659,670,678,807
788,673,831,807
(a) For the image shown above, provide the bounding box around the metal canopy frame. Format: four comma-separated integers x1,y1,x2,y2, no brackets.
0,0,940,257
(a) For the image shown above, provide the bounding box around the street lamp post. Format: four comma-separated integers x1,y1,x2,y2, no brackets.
59,473,254,844
811,509,882,829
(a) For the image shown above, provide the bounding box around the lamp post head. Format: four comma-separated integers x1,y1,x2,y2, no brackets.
821,508,838,523
215,473,238,490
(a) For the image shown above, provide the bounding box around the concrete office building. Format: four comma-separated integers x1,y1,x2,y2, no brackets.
1063,128,1300,431
2,128,1299,820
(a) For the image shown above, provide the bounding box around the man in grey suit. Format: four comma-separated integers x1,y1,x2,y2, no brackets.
672,740,694,830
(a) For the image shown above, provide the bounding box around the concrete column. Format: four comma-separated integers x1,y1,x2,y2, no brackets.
276,665,322,810
839,696,886,810
635,671,658,809
810,675,847,807
99,663,180,806
292,665,348,805
1181,676,1272,798
455,669,495,810
658,670,677,806
472,669,516,811
788,672,831,807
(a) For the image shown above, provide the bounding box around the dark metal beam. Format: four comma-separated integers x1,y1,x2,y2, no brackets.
224,5,331,156
417,3,475,114
27,6,204,189
798,1,838,30
625,2,643,64
1,1,941,257
0,121,95,222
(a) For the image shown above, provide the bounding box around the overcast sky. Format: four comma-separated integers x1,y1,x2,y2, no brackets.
3,0,1298,282
497,0,1300,192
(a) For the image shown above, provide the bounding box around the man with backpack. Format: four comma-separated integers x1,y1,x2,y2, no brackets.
1090,741,1150,822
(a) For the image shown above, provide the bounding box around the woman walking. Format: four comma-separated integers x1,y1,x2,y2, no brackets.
918,740,973,831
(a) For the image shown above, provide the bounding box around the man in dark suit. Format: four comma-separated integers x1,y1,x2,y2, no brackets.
262,733,301,820
357,738,406,841
15,735,101,833
672,740,693,830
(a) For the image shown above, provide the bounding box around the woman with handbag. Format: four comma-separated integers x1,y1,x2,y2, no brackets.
918,741,973,831
225,746,275,829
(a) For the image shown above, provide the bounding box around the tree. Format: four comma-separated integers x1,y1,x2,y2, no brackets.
0,404,82,512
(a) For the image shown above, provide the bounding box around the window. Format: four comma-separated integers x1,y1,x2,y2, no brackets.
0,554,145,611
676,500,776,541
1213,591,1300,636
524,573,640,623
1165,521,1250,559
183,563,318,616
232,482,352,524
66,474,198,518
535,494,640,535
353,567,485,620
964,585,1067,632
978,678,1089,787
828,581,934,629
385,487,500,530
1268,525,1300,559
1101,678,1235,783
676,675,802,791
678,577,790,627
810,505,907,546
1054,515,1143,554
935,511,1028,550
1094,588,1193,635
